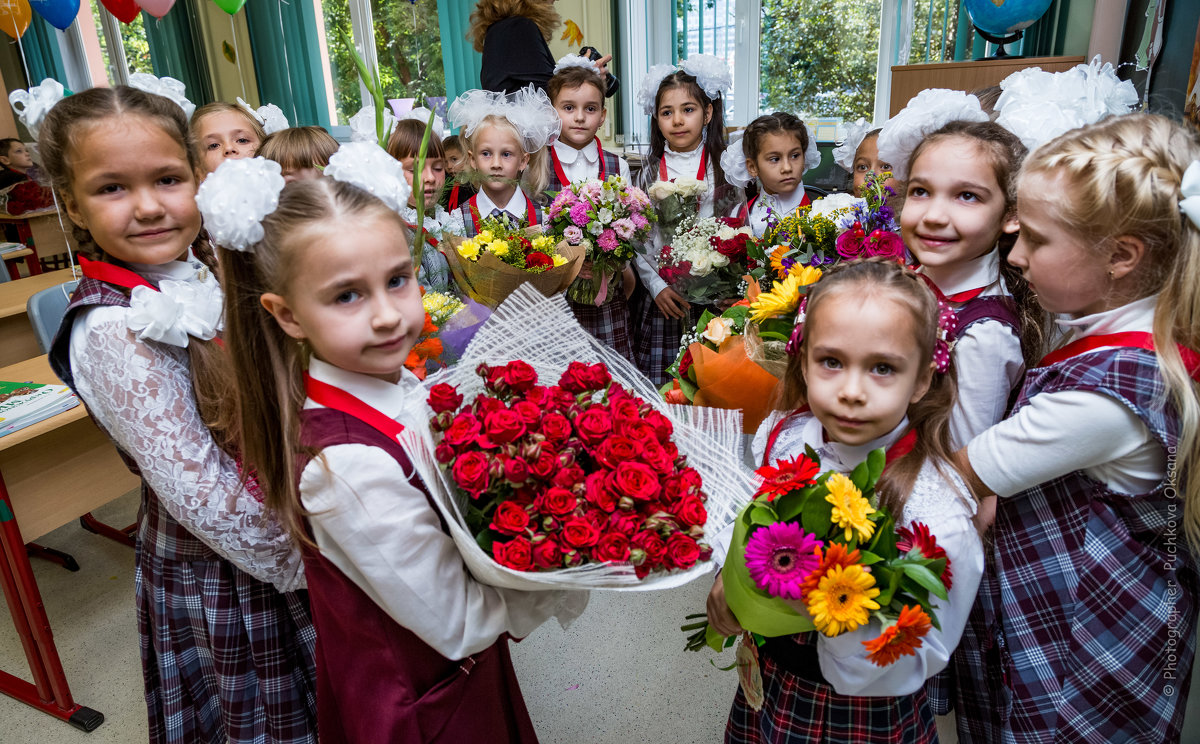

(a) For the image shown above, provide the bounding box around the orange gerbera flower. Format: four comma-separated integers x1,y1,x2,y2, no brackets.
754,454,820,501
768,245,789,280
862,605,933,666
799,543,861,599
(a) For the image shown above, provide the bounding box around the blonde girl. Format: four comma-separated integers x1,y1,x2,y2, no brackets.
191,101,265,173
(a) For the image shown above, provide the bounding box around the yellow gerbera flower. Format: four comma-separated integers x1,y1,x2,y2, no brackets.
806,564,881,636
457,239,481,261
787,264,823,287
825,472,876,542
749,272,803,322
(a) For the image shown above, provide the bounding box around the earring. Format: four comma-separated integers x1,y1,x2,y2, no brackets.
1108,269,1115,280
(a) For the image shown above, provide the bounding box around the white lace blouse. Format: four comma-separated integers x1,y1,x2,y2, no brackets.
751,410,984,697
68,257,305,593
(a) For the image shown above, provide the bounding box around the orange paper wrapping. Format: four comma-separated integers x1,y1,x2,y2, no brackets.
690,336,781,434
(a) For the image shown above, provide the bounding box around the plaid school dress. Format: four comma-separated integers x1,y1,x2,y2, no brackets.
986,347,1198,743
50,276,319,744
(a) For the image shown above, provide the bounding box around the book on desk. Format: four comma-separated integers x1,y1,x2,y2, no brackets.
0,379,79,436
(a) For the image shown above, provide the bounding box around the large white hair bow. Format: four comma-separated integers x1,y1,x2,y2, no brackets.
128,73,195,120
237,96,289,135
1181,162,1200,231
349,104,399,144
447,86,560,153
680,54,732,101
803,123,821,174
637,64,679,115
401,106,448,140
721,130,752,188
9,78,66,141
553,53,603,76
832,118,875,172
876,89,988,180
195,157,286,252
324,141,412,214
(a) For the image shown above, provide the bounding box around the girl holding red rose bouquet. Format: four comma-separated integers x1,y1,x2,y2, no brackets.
707,259,983,744
215,145,564,743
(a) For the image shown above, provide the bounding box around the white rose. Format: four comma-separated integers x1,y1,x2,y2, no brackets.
647,181,676,201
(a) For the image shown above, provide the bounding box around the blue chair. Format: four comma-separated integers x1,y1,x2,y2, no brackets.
0,261,10,282
26,280,78,353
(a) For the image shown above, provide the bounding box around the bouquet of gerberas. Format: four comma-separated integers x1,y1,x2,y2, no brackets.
684,448,952,669
546,175,656,305
403,310,443,380
659,215,757,304
441,216,585,309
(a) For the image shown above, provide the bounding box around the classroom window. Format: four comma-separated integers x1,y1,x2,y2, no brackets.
90,3,153,86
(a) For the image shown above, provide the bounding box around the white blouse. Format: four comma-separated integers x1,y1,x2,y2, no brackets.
552,138,631,185
969,294,1165,496
635,143,717,299
69,256,305,593
739,185,809,239
299,358,567,660
748,411,984,697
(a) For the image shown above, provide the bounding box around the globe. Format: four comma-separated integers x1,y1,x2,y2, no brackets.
964,0,1054,37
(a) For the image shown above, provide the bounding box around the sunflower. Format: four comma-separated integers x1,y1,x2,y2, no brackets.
799,543,861,599
806,564,880,636
750,272,803,322
754,454,820,501
825,472,876,543
862,605,932,666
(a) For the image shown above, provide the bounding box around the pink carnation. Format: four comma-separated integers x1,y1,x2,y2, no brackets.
564,225,584,244
569,202,590,227
631,213,648,229
598,229,619,251
612,218,635,240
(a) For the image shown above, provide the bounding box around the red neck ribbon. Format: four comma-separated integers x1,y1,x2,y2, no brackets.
448,183,462,211
303,372,405,441
467,192,537,234
659,147,708,182
404,221,441,248
78,255,156,291
1040,331,1200,381
915,272,987,304
551,137,607,188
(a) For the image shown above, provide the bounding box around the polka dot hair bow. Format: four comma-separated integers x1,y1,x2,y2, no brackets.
785,296,809,357
934,300,959,374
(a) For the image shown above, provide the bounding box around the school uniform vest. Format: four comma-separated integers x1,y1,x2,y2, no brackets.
545,149,622,197
993,348,1198,743
458,193,543,238
297,407,538,744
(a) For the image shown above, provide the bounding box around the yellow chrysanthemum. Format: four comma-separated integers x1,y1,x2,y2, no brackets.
749,272,803,322
532,235,554,250
551,254,568,267
477,229,494,243
457,239,481,261
488,240,510,257
825,472,876,543
787,264,823,287
806,564,881,636
768,245,789,280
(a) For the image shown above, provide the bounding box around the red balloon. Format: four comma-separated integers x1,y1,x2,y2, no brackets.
99,0,139,23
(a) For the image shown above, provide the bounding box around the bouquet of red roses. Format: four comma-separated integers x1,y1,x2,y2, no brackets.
429,360,712,578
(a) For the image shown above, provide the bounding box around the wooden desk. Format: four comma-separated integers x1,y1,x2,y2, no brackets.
0,355,138,730
0,207,78,278
0,268,77,367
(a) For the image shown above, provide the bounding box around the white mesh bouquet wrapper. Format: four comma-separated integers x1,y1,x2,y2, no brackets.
402,106,448,139
447,86,561,154
237,96,289,135
553,53,602,76
637,63,679,115
403,284,757,591
348,104,398,144
680,54,732,101
832,118,874,172
995,55,1139,153
9,78,65,141
128,73,195,120
721,130,752,188
877,89,988,180
325,142,412,214
195,157,285,252
804,123,821,173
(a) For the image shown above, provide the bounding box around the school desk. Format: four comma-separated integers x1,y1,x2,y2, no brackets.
0,354,139,730
0,268,77,367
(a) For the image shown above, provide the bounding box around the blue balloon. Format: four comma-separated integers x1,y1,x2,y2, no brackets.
964,0,1053,37
29,0,79,31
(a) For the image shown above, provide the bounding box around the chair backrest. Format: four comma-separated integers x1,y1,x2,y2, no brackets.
27,280,79,353
0,260,9,283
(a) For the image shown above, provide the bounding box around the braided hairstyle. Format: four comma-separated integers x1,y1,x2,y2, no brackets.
1020,113,1200,549
741,112,809,201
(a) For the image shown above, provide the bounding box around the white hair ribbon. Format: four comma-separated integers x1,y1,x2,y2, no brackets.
9,78,65,141
195,157,286,253
1181,161,1200,230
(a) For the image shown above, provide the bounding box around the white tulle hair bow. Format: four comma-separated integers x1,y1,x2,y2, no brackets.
832,118,875,172
127,274,223,348
9,78,65,141
401,106,448,139
720,130,752,188
553,53,602,76
127,73,195,120
803,123,821,174
1180,162,1200,231
994,55,1139,153
195,157,286,252
348,104,399,144
876,88,988,180
446,86,560,153
324,141,412,214
237,96,289,135
680,54,732,101
637,63,679,115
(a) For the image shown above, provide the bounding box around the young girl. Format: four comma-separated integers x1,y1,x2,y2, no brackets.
708,258,983,744
259,125,339,183
192,101,265,174
39,87,316,743
632,56,735,385
725,113,817,237
441,133,476,211
211,146,567,742
387,117,465,294
832,121,898,199
958,113,1200,742
446,85,558,237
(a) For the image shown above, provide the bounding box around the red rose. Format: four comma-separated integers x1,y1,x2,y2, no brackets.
593,532,631,562
677,467,703,497
484,409,527,445
524,385,551,407
525,251,554,270
619,419,658,445
561,516,601,548
584,363,612,390
490,500,531,535
675,496,707,528
428,383,463,414
595,436,638,469
609,397,640,421
434,443,456,465
512,400,541,426
503,457,530,485
574,407,613,445
443,413,481,447
631,530,666,564
547,386,577,409
493,537,533,571
535,487,578,517
481,365,509,395
531,536,563,569
539,412,572,444
663,441,680,462
451,451,491,496
607,383,632,402
552,464,585,491
641,442,675,475
643,410,674,443
529,450,558,479
679,348,694,377
558,362,594,394
503,360,539,393
611,461,660,501
584,471,618,512
664,533,702,569
607,510,642,537
476,396,505,416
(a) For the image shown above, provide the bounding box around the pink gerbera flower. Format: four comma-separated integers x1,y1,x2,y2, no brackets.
744,522,823,600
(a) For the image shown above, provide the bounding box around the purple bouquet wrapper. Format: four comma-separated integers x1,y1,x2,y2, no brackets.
438,297,492,365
